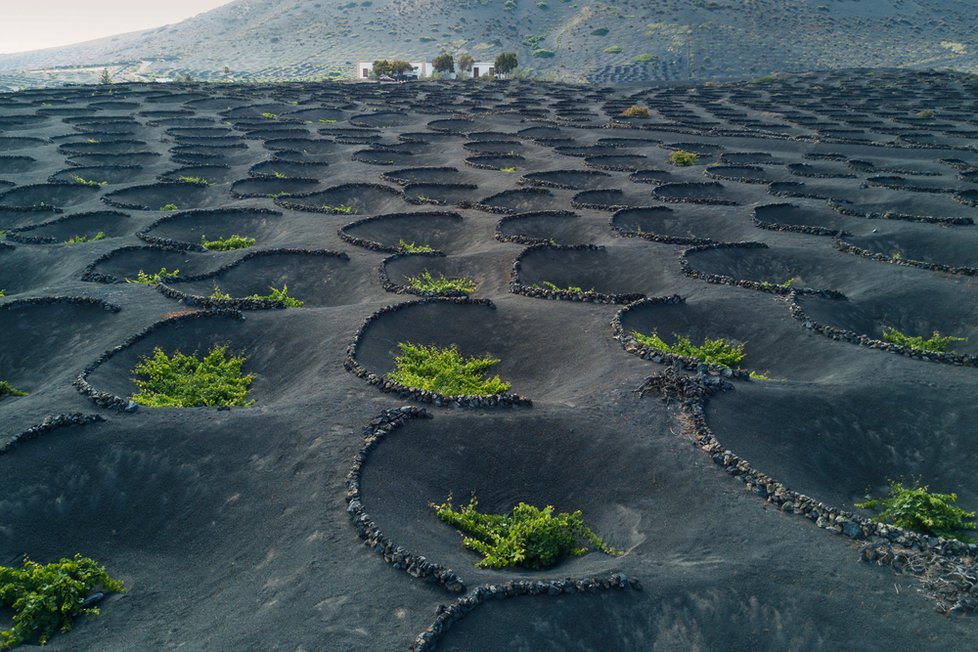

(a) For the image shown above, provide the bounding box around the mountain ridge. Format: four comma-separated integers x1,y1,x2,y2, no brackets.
1,0,976,89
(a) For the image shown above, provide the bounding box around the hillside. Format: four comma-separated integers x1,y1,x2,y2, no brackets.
0,0,977,89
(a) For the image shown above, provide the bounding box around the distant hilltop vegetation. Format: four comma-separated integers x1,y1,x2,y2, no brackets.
0,0,976,89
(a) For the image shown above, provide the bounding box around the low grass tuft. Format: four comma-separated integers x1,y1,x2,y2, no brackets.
407,270,477,294
321,203,355,214
631,330,746,368
388,343,511,395
159,203,179,212
431,494,620,569
70,175,107,187
131,343,254,407
533,280,594,294
65,231,105,245
178,176,209,186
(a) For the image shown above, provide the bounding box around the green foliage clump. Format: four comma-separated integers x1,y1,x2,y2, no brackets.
126,267,180,284
631,330,746,368
857,481,976,541
0,380,28,398
159,203,179,212
621,105,650,118
0,289,5,297
389,343,511,395
70,175,107,187
531,49,555,58
433,53,455,74
261,112,278,119
65,231,105,245
431,495,620,569
399,240,435,253
407,270,477,294
0,554,124,649
495,52,519,75
200,234,256,251
632,53,658,63
881,326,966,353
749,74,777,85
178,176,209,186
603,45,623,54
669,150,699,166
318,119,337,124
131,343,254,407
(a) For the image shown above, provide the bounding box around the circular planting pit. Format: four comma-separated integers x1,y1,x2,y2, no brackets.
683,244,851,292
427,118,477,134
80,310,310,408
0,183,100,209
617,295,838,380
276,183,404,215
248,159,329,179
0,156,37,174
159,165,236,185
358,409,652,584
584,154,650,172
49,165,145,186
284,107,348,123
5,210,131,245
101,182,219,211
0,206,62,231
707,382,978,514
652,182,738,206
704,164,781,184
82,245,226,284
138,208,285,250
230,176,321,199
572,189,645,211
382,166,467,186
0,298,120,392
381,253,491,297
0,136,46,152
165,250,356,308
611,206,748,244
793,289,978,357
464,154,525,171
263,138,335,157
848,227,978,270
340,211,466,253
496,210,605,245
58,140,149,156
753,202,852,234
66,152,161,168
516,244,667,299
521,170,612,190
351,111,415,128
402,183,479,206
351,148,419,166
476,188,556,214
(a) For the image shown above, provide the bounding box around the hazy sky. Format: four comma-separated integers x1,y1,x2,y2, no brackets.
0,1,235,54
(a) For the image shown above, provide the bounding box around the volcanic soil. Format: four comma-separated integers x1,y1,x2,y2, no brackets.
1,70,977,651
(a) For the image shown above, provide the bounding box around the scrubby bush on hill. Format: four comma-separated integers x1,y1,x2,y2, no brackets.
126,267,180,284
431,495,620,569
0,380,27,398
631,330,746,368
200,234,256,251
407,270,477,294
881,326,966,353
669,150,699,166
621,105,650,118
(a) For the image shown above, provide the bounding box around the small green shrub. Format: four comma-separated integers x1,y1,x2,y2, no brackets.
890,250,903,261
200,234,256,251
261,112,278,119
407,270,477,294
0,380,28,398
65,232,105,245
272,171,288,179
70,175,107,187
632,53,657,63
0,289,5,297
431,495,620,569
0,554,125,648
209,285,304,307
669,150,699,166
531,48,555,58
881,326,966,353
159,203,179,212
915,109,936,119
621,105,650,118
389,343,511,395
749,74,776,85
399,240,435,253
318,119,337,124
499,166,517,173
178,176,209,186
603,45,623,54
126,267,180,284
209,286,232,300
131,343,254,407
857,480,976,541
631,330,746,368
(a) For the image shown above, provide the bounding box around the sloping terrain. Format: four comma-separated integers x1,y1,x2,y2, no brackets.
1,69,978,650
1,0,978,88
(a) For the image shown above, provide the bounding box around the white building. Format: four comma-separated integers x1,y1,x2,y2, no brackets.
469,61,495,79
355,61,433,80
